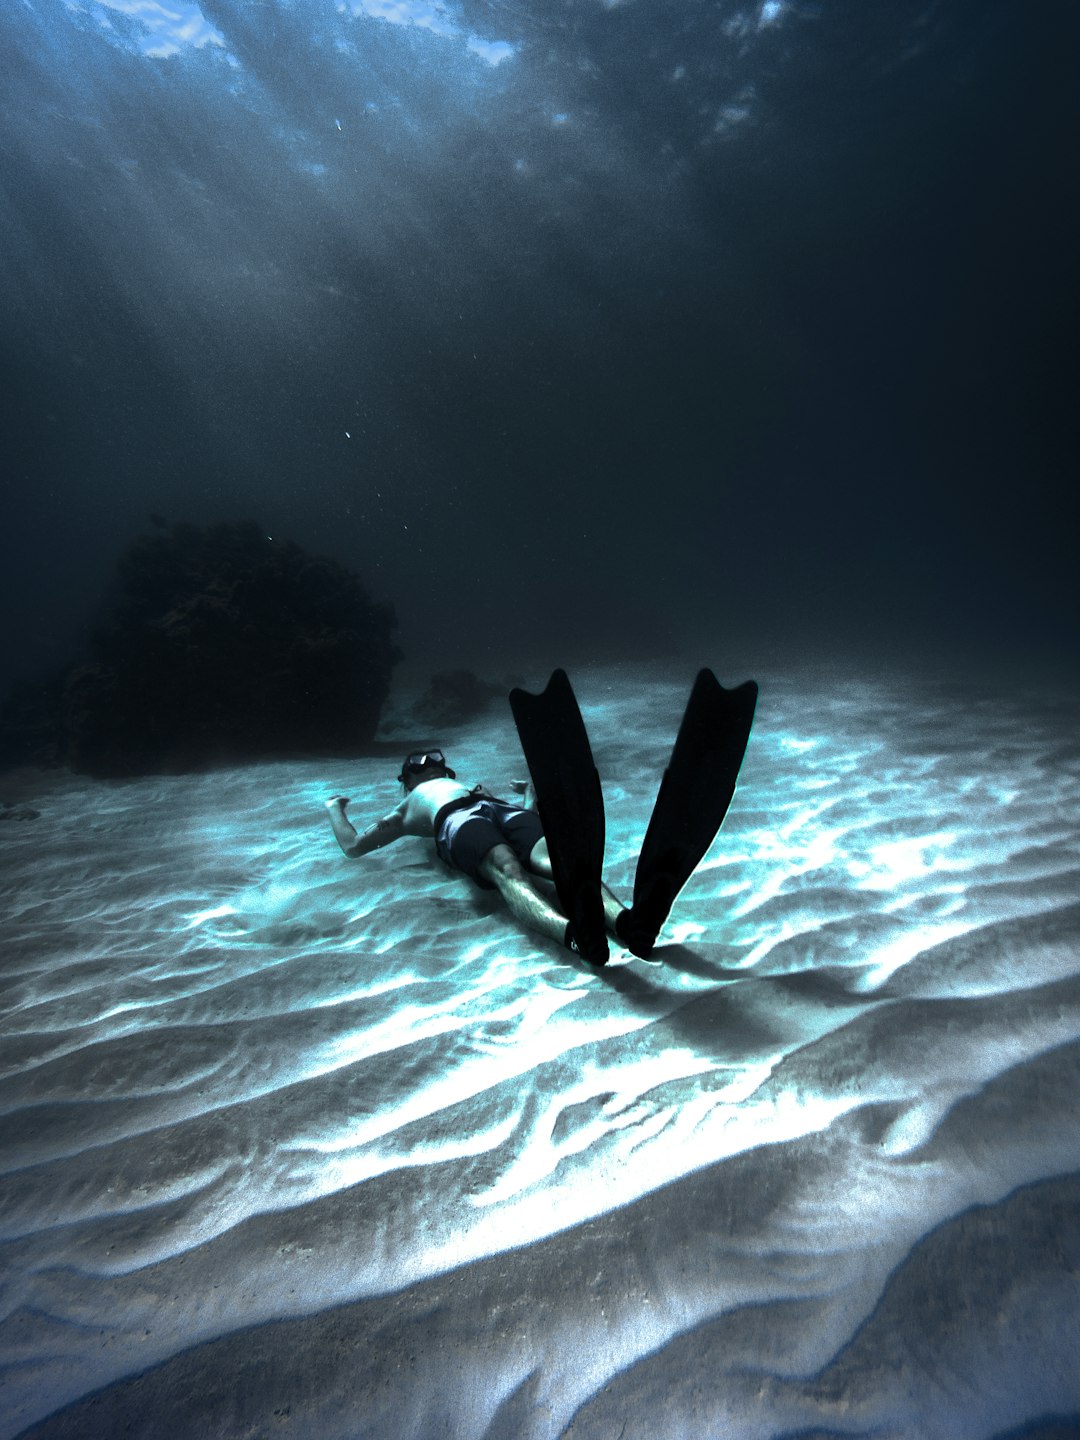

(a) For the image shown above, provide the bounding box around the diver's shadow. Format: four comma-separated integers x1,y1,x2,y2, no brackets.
579,941,747,1009
639,942,747,982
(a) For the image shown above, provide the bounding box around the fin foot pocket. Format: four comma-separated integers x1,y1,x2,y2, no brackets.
616,871,678,958
565,921,610,965
614,905,659,960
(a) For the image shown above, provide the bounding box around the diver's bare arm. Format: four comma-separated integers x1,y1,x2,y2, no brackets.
325,796,406,858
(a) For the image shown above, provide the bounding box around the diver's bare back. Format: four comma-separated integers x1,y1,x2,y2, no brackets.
398,775,475,836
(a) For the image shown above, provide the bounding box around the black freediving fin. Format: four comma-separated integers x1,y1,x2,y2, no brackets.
616,669,758,959
509,669,609,965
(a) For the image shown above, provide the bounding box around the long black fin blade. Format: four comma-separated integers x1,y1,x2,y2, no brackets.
509,670,608,964
619,670,757,957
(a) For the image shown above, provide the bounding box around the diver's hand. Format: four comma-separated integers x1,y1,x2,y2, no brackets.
326,795,350,812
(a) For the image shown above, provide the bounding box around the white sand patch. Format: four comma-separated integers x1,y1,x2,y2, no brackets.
2,662,1079,1438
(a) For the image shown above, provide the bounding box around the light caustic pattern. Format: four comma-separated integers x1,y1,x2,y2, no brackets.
1,665,1079,1439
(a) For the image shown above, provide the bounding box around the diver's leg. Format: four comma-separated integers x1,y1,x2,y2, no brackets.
600,883,629,935
526,835,552,876
479,843,570,948
527,838,627,935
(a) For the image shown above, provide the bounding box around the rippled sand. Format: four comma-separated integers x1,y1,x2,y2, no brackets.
2,664,1079,1438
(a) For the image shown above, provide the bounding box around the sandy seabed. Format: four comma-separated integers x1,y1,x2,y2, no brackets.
2,662,1079,1439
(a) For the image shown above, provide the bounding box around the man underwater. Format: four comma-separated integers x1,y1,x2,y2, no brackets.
325,750,626,959
325,668,758,965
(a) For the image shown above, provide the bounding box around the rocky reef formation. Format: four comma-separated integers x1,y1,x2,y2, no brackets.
1,521,401,776
408,669,503,730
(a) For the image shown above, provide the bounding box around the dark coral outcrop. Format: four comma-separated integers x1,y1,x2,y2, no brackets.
410,669,503,729
1,521,401,776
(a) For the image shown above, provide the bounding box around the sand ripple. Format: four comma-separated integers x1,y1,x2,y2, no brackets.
2,665,1078,1438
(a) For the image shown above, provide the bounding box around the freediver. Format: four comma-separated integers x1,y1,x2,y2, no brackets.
325,750,626,960
325,669,758,965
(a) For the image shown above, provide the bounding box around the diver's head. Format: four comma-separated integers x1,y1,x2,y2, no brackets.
398,749,456,791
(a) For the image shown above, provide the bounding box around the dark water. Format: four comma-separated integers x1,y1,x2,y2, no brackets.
2,0,1077,689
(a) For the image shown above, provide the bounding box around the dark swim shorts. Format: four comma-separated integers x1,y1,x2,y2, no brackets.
434,797,544,887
